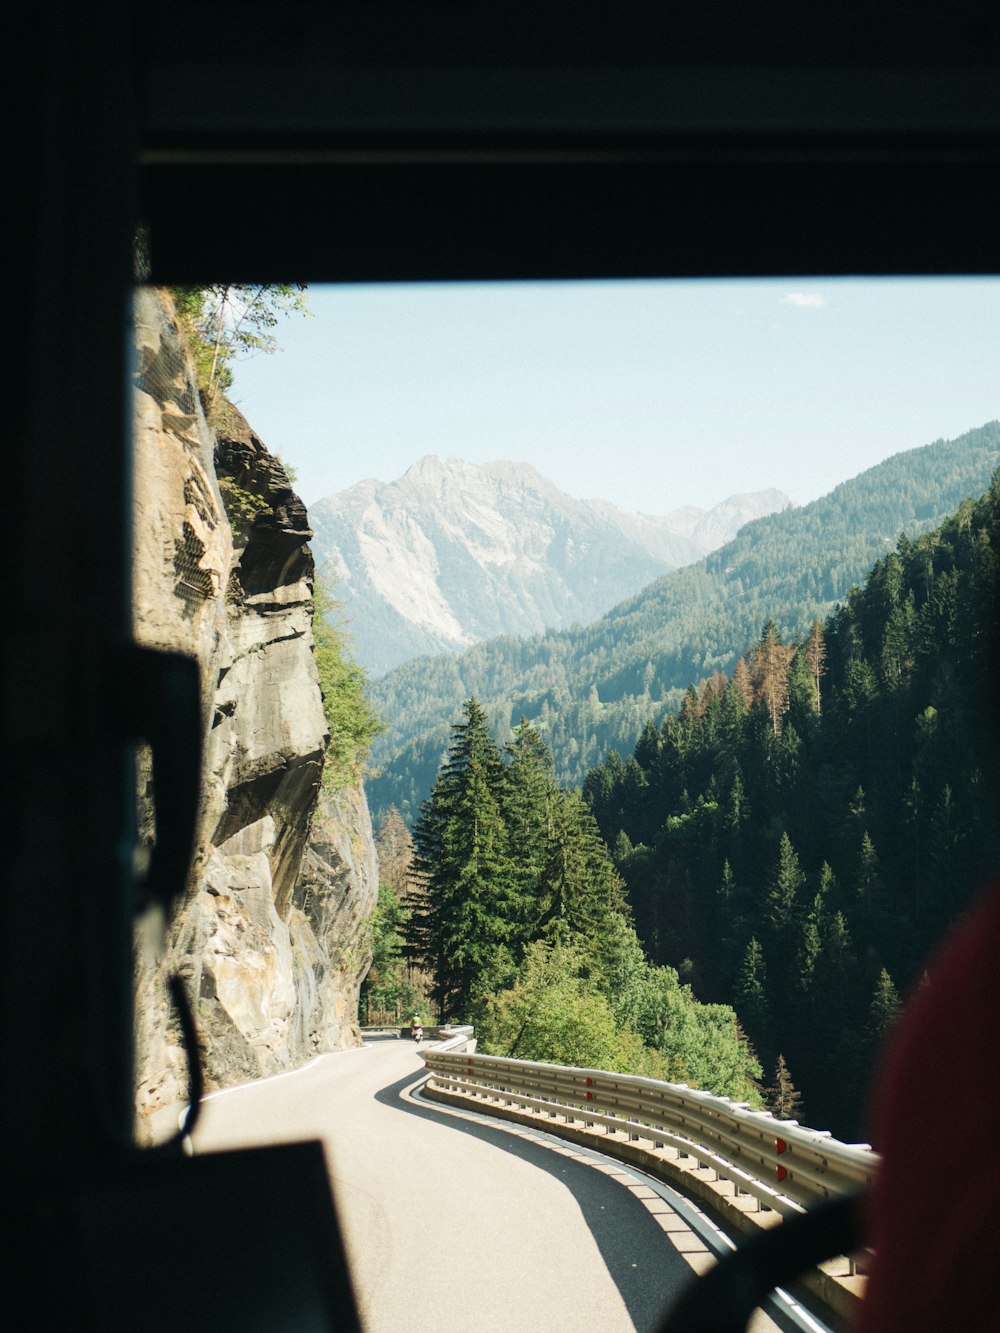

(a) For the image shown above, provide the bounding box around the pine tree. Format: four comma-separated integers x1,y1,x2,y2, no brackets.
786,649,819,732
377,805,434,1003
760,832,806,1019
735,936,772,1055
718,858,735,914
865,968,901,1052
359,881,418,1023
731,655,755,710
839,786,868,864
855,830,881,902
795,860,837,993
766,1054,804,1120
765,832,806,940
612,829,634,864
710,858,743,998
805,618,827,714
724,770,749,841
751,621,795,737
854,830,895,955
634,718,662,770
536,792,626,945
795,896,823,996
376,805,415,897
816,861,839,914
412,698,518,1017
502,718,559,942
812,910,860,1046
880,593,917,687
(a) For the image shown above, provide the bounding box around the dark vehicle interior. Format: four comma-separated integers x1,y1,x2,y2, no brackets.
13,2,1000,1327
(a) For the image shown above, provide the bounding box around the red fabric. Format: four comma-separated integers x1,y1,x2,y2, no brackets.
856,880,1000,1331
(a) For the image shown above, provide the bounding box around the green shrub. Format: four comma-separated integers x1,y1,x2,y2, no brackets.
313,580,384,790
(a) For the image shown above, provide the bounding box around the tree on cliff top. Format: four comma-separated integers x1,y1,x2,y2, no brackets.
171,283,311,419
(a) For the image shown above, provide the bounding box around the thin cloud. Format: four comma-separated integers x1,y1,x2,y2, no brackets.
781,292,826,309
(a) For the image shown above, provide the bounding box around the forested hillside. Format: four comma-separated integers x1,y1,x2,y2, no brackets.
406,700,762,1101
366,422,1000,824
584,472,1000,1137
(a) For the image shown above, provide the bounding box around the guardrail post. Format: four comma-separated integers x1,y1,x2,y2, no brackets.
423,1049,878,1235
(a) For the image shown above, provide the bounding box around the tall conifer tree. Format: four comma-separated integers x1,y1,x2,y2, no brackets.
766,833,805,940
805,618,827,713
536,792,626,944
751,621,795,736
735,936,772,1056
502,718,558,931
412,698,517,1017
766,1054,805,1120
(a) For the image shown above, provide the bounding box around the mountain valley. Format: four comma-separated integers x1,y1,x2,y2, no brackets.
310,456,789,675
362,422,1000,824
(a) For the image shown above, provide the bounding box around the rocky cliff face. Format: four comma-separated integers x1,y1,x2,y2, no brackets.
309,456,791,676
131,288,378,1131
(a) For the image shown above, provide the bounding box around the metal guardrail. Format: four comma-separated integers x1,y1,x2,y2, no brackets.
422,1049,877,1215
424,1025,476,1052
360,1024,476,1051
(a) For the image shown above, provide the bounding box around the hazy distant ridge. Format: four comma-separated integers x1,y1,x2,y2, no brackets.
364,422,1000,823
309,456,790,675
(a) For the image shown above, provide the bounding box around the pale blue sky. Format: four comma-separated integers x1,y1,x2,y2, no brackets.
228,278,1000,515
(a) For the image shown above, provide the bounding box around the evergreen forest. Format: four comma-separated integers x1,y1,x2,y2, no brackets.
366,423,1000,826
583,472,1000,1138
404,700,763,1104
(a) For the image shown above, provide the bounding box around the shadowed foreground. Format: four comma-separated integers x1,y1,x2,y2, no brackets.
190,1039,711,1330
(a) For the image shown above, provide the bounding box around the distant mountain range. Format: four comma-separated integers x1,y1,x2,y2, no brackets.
362,422,1000,824
309,456,790,676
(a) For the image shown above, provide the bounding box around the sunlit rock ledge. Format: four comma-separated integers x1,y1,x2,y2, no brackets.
131,287,378,1138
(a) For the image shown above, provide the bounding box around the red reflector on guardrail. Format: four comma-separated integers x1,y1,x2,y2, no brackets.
776,1137,787,1182
586,1076,593,1086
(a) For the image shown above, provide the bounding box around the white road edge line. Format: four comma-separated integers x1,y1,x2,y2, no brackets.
407,1074,835,1333
178,1043,378,1142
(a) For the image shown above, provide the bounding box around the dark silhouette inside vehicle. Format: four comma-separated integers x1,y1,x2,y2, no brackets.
14,3,1000,1327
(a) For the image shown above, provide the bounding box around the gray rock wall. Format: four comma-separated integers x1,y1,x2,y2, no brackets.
131,288,378,1133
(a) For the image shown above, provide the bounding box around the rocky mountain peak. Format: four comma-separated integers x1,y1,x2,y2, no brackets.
310,456,790,676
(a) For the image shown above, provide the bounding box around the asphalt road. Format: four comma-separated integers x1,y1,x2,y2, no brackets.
189,1038,783,1332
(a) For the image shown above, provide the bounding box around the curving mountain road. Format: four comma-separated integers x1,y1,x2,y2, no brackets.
190,1039,787,1332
